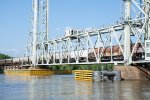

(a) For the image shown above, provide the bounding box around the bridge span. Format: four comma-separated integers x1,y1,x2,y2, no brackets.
22,0,150,67
1,0,150,67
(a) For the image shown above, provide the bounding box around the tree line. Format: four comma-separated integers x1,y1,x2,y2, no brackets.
0,53,11,60
50,64,114,71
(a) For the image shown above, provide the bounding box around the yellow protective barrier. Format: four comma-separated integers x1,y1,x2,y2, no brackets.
4,70,72,76
74,70,93,81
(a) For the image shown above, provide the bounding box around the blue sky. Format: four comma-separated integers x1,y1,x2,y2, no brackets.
0,0,122,57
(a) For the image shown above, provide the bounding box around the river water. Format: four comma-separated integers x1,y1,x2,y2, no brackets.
0,74,150,100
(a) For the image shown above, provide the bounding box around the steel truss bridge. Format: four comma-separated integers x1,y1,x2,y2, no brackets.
21,0,150,67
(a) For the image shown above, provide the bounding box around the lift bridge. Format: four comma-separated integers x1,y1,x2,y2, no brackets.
21,0,150,67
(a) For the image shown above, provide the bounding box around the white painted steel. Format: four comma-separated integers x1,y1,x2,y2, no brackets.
23,0,150,66
124,0,131,65
32,0,38,67
145,40,150,60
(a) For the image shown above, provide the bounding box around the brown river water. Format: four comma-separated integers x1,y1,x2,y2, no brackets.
0,74,149,100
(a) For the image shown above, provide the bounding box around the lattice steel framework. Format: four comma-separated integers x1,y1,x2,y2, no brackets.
25,0,48,66
24,0,150,66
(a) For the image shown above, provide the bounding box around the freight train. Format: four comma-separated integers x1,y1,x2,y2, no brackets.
48,43,144,63
88,43,144,62
0,43,145,65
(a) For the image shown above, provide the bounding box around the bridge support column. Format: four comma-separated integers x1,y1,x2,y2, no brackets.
124,0,131,65
145,0,150,39
32,0,38,67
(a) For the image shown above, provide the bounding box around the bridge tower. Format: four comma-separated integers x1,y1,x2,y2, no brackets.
25,0,49,67
123,0,150,65
32,0,38,67
24,0,150,66
124,0,131,65
144,0,150,60
145,0,150,39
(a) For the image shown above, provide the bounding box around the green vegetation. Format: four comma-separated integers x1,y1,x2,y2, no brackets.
50,64,114,71
0,53,11,59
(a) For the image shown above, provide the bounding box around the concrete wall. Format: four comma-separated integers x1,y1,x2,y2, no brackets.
114,66,148,80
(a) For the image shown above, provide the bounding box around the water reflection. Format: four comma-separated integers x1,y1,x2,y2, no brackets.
0,75,150,100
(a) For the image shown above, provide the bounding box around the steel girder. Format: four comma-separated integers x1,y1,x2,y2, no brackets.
24,0,150,66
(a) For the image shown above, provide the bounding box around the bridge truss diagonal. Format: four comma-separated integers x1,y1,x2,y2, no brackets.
24,0,150,66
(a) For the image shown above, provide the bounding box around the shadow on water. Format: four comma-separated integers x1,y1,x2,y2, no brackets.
0,75,150,100
0,67,4,74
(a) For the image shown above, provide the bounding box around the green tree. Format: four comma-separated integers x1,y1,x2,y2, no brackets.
0,53,11,59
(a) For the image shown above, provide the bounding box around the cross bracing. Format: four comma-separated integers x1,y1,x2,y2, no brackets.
24,0,150,66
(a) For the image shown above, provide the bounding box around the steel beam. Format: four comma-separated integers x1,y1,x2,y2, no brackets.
124,0,131,65
32,0,38,67
23,0,150,66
